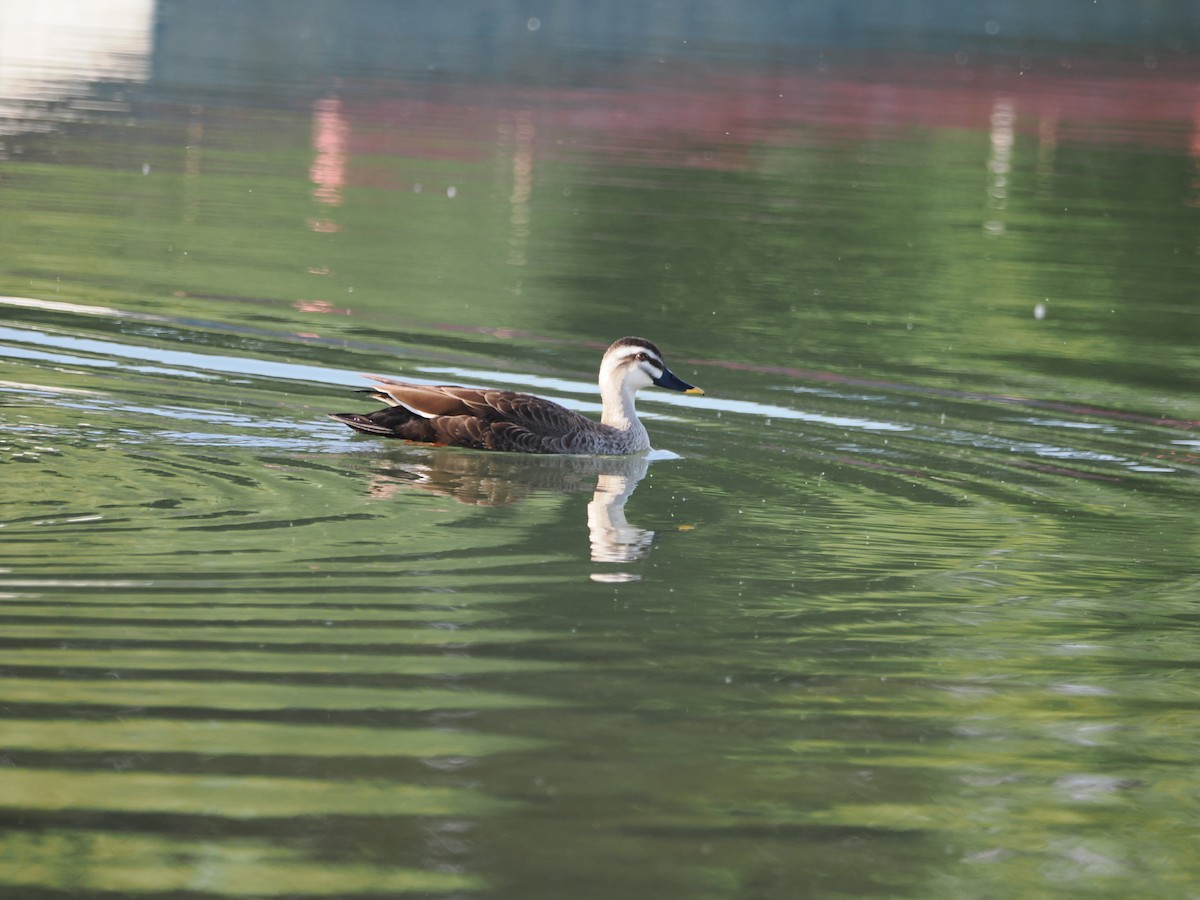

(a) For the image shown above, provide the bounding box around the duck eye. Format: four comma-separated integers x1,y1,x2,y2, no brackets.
634,352,647,362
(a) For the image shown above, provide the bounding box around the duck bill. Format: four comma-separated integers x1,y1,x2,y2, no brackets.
653,368,704,395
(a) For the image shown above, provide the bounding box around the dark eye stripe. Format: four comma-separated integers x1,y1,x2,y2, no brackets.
614,347,663,369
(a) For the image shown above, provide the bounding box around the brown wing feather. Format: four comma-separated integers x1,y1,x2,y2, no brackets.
364,377,591,433
488,392,593,436
348,375,609,452
363,378,480,418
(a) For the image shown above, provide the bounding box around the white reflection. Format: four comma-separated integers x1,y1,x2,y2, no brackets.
1,296,910,439
503,110,536,267
983,96,1014,237
0,295,128,318
586,456,652,563
0,319,365,388
0,0,153,133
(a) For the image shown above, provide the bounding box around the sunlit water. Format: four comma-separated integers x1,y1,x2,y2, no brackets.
2,4,1200,898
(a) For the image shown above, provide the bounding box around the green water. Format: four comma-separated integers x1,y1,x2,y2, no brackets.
3,6,1200,898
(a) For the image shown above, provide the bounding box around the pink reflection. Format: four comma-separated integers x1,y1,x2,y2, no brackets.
310,96,347,206
1190,99,1200,207
504,110,535,267
1036,105,1059,192
320,56,1200,192
293,299,351,315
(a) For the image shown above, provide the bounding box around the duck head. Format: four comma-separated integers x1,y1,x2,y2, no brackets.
599,337,704,397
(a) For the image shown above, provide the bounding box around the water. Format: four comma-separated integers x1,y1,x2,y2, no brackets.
3,4,1200,898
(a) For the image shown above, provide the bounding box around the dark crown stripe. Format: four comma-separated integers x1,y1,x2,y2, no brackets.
609,336,663,362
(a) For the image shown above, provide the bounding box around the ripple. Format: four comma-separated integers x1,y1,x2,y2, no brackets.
0,830,482,897
0,768,511,818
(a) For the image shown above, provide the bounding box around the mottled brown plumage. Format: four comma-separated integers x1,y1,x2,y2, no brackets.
329,337,703,455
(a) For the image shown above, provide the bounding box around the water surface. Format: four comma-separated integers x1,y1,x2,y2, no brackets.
2,5,1200,898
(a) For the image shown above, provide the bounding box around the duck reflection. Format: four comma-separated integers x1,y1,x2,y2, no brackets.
362,449,656,567
586,460,652,563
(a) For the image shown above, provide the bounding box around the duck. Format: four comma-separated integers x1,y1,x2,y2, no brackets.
329,336,703,454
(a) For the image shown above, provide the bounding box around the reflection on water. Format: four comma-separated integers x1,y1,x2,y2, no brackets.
357,446,657,570
3,3,1200,899
0,0,152,134
586,456,653,569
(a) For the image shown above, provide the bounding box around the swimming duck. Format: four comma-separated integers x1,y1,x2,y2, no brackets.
329,336,703,454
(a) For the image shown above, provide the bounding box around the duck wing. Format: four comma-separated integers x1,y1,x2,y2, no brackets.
360,376,597,452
